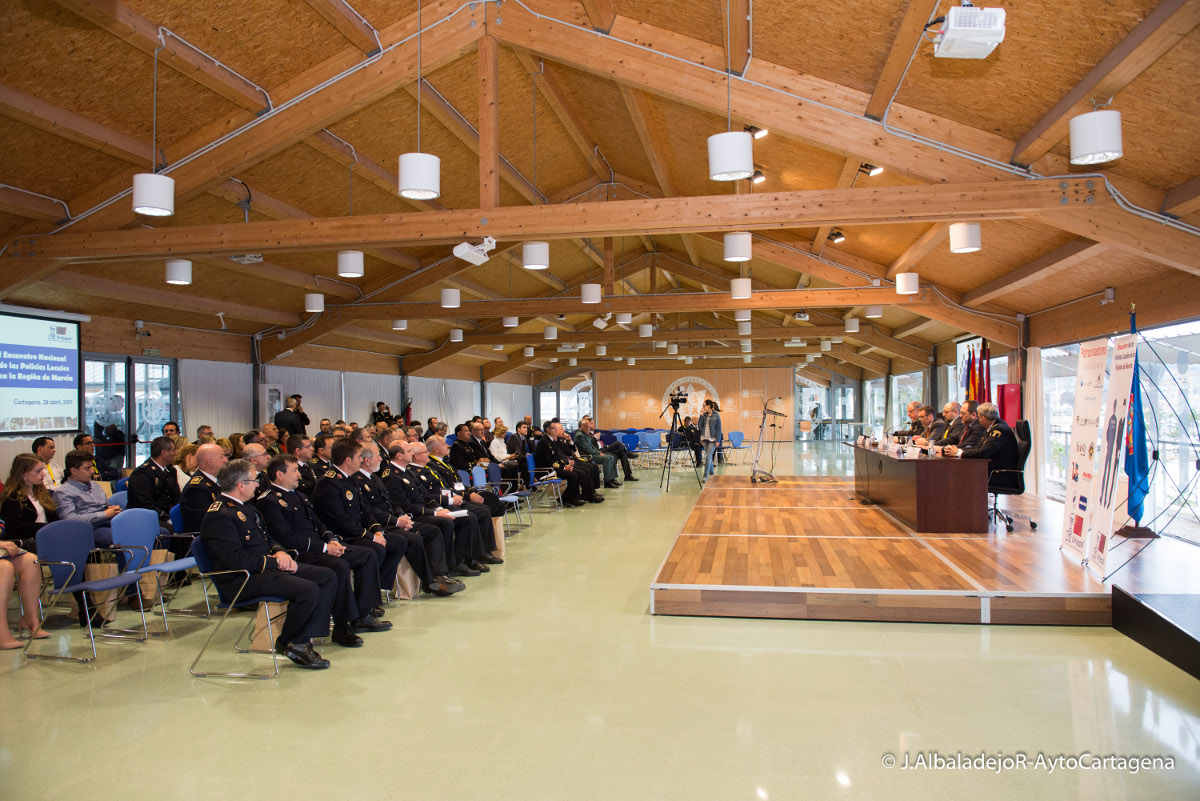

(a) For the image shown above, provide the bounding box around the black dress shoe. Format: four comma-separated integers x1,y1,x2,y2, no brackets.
478,553,503,565
587,494,606,503
604,480,622,489
467,559,490,573
331,625,364,648
568,499,586,507
276,641,331,670
450,562,482,577
423,577,465,597
370,606,386,618
353,616,393,633
623,475,639,481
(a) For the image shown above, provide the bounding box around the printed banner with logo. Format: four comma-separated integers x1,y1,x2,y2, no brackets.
1060,339,1109,562
1086,334,1138,580
594,368,790,435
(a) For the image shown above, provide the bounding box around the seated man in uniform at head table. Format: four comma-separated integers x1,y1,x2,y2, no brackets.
199,459,338,670
942,402,1020,489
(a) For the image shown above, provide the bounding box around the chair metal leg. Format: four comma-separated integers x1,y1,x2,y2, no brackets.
190,585,280,680
24,583,99,664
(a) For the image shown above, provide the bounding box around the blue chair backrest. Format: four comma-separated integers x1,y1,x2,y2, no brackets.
624,428,638,434
115,476,129,492
471,464,487,488
35,520,95,591
110,508,160,571
599,433,617,447
525,453,538,476
109,490,128,509
445,433,457,447
485,462,502,485
729,431,744,447
190,537,213,574
169,503,183,533
456,469,471,487
621,433,640,451
639,431,659,448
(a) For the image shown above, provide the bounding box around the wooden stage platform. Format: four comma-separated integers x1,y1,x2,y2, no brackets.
651,475,1200,626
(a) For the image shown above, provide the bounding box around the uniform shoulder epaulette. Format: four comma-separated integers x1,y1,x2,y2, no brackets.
323,469,338,479
256,490,272,500
380,467,391,478
188,475,202,485
207,500,222,512
990,430,1001,438
307,457,318,465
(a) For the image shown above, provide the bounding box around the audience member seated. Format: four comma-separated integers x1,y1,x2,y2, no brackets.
288,435,317,497
1,533,48,649
319,418,334,435
416,437,503,557
199,459,337,670
260,423,282,456
32,436,62,490
681,415,702,466
584,415,638,482
53,449,122,550
127,436,181,531
449,423,492,474
574,418,620,488
228,432,245,458
162,421,180,439
73,432,119,481
174,443,199,491
256,454,389,645
536,422,603,506
181,443,226,532
240,443,271,494
193,425,214,445
0,454,58,552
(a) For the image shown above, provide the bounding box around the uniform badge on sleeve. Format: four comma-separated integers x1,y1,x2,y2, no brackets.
189,476,201,485
236,511,247,521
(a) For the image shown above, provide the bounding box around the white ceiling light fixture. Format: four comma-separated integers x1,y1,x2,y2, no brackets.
741,342,752,353
615,313,632,325
865,305,883,318
821,340,832,352
667,343,678,355
832,336,843,344
337,250,364,278
164,258,191,286
133,173,174,217
544,326,557,340
596,345,607,356
734,309,752,322
708,131,754,181
806,353,817,362
502,316,519,328
948,222,982,254
654,341,666,349
743,355,752,364
449,328,464,342
550,357,559,363
398,2,440,199
627,358,636,366
581,283,602,304
724,232,752,262
568,357,577,367
738,321,752,336
730,277,752,300
845,318,860,334
639,323,653,338
492,344,504,351
684,356,694,365
523,346,534,357
1069,108,1123,165
522,241,550,270
896,272,920,295
304,293,324,313
440,288,460,309
391,319,407,330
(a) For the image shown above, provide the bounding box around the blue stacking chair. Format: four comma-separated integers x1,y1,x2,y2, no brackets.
726,431,747,465
524,453,563,511
188,538,287,680
114,476,129,493
169,503,185,534
483,462,532,531
639,431,665,468
111,508,204,631
25,520,149,663
108,490,128,509
445,433,457,447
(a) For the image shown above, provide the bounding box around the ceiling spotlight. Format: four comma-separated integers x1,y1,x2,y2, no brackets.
391,319,407,330
708,130,754,181
751,169,765,185
794,311,809,322
859,163,884,177
865,305,882,319
744,125,768,139
615,313,632,325
449,328,464,342
502,316,519,328
523,346,534,357
165,258,191,285
337,250,364,278
1069,108,1123,165
949,222,982,254
896,272,920,295
827,230,846,244
724,232,752,262
544,326,557,340
304,293,324,313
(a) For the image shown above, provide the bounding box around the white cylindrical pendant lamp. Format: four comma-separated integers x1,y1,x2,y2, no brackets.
522,241,550,270
615,313,632,325
581,283,602,304
132,173,174,217
865,305,883,318
741,342,752,353
896,272,919,295
743,355,752,364
948,222,981,254
449,328,464,342
544,326,557,340
845,318,860,333
1069,109,1123,165
730,277,752,300
392,319,407,330
707,130,754,181
820,340,831,352
165,258,191,285
568,358,577,367
596,345,607,356
398,152,441,200
492,344,504,351
806,353,817,362
738,321,752,336
667,343,678,355
304,293,324,313
337,250,364,277
724,232,752,262
639,324,653,338
684,356,693,365
549,357,558,363
523,346,534,357
502,316,519,328
627,358,635,366
440,288,460,308
734,309,752,322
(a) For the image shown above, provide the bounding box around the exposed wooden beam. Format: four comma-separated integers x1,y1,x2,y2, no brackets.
304,130,446,213
481,349,542,381
0,83,152,165
302,0,380,54
603,238,615,295
1011,0,1200,166
1029,270,1200,347
1163,174,1200,217
192,255,359,300
864,1,940,120
478,35,501,209
812,158,864,247
531,363,592,384
618,85,678,197
17,181,1100,262
43,271,300,327
50,0,271,112
961,239,1109,307
0,185,67,223
846,330,931,364
579,0,616,32
331,325,435,350
886,223,948,279
512,50,609,180
796,367,832,387
905,297,1018,348
721,0,752,76
891,317,940,340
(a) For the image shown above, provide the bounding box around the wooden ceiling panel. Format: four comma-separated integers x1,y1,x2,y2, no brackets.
0,117,130,204
616,0,725,48
838,221,932,270
911,219,1079,296
1001,249,1174,313
0,2,237,147
895,1,1160,143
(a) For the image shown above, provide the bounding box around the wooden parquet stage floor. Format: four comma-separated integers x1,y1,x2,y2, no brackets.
652,476,1198,626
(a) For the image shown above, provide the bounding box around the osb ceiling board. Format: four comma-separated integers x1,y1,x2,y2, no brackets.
754,0,901,94
1001,249,1174,313
838,220,932,269
154,191,272,228
616,0,726,48
0,211,27,242
0,117,131,204
0,1,238,147
9,282,264,334
73,259,310,308
895,0,1159,141
911,219,1079,295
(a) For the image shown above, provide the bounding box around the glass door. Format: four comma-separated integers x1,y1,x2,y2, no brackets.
82,354,178,468
132,359,177,464
84,357,129,473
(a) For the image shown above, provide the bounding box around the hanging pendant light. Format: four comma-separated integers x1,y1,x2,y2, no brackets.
734,309,751,322
820,340,832,351
708,131,754,181
596,345,607,356
522,241,550,270
806,353,817,362
550,357,559,363
449,328,464,342
133,173,174,217
492,344,504,351
392,319,407,330
440,288,460,308
743,355,752,364
865,305,883,318
639,324,653,338
398,3,440,199
738,321,752,336
304,293,325,313
627,358,636,366
896,272,920,295
544,326,557,340
667,343,678,355
845,318,860,333
502,316,519,328
568,358,578,367
724,232,752,262
337,250,365,277
522,347,533,357
685,356,694,365
581,283,602,304
164,258,191,285
615,313,632,325
1069,109,1123,165
730,277,752,300
948,222,981,254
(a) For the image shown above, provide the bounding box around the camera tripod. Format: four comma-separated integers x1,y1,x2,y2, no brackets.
658,402,703,493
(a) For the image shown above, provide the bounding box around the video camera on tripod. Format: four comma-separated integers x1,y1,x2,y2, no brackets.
667,387,688,411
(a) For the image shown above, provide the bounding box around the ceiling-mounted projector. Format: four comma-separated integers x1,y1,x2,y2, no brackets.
934,6,1005,59
453,236,496,265
230,253,263,265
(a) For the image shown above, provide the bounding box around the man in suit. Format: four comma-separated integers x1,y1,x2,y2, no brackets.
946,402,1020,489
930,402,965,448
199,459,336,670
946,400,986,451
256,454,390,646
415,437,503,559
537,422,602,506
274,397,306,441
911,406,947,449
180,443,227,532
127,436,181,530
892,401,923,438
574,418,620,488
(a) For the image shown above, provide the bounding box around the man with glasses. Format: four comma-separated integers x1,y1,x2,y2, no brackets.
73,432,119,481
200,460,337,670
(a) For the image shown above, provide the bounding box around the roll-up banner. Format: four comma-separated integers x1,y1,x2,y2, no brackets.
1086,335,1138,580
1060,339,1109,562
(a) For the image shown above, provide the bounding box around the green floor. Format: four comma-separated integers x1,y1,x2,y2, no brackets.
2,443,1197,800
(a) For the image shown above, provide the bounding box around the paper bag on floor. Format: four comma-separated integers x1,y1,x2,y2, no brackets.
138,548,172,601
492,517,506,559
84,562,120,622
251,601,288,652
393,556,420,600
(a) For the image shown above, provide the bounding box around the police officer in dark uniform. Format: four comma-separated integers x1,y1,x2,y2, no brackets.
537,422,603,506
400,440,496,567
421,436,504,559
199,459,337,670
947,402,1020,490
256,454,390,645
127,436,181,528
180,443,226,532
353,443,465,594
449,423,494,474
290,435,318,497
312,433,337,478
312,439,407,601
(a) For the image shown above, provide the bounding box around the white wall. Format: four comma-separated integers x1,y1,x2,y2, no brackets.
264,364,344,427
485,382,534,427
409,376,481,428
179,359,252,439
0,432,75,484
344,372,403,426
